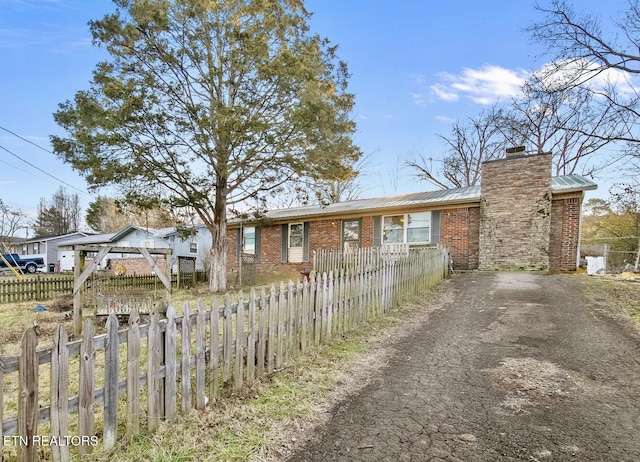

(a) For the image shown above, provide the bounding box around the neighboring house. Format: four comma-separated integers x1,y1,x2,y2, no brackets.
0,236,28,254
17,232,90,272
226,151,597,274
58,224,212,275
164,224,212,273
59,225,171,274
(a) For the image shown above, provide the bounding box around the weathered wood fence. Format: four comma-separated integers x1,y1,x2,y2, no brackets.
313,244,437,275
0,271,208,303
0,247,449,461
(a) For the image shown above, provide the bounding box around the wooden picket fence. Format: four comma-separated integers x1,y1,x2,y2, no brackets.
0,247,449,462
0,271,208,303
313,244,437,275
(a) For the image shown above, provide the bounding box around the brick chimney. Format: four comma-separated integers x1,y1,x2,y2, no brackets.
478,150,553,270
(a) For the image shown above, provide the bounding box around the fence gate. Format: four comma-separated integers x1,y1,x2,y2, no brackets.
177,256,197,289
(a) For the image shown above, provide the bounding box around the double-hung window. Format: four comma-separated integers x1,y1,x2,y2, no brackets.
242,226,256,255
288,223,304,262
342,219,361,252
382,211,431,244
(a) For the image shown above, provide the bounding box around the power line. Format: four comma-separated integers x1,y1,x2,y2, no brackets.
0,125,53,154
0,157,44,178
0,144,88,195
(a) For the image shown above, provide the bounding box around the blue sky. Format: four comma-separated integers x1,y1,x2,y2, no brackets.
0,0,627,226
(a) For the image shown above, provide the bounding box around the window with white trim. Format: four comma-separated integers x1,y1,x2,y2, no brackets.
288,223,304,263
189,242,198,254
382,212,431,244
342,219,361,252
242,226,256,255
288,223,304,248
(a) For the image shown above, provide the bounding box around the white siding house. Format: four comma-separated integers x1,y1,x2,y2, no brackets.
164,224,212,272
58,226,171,272
18,232,90,272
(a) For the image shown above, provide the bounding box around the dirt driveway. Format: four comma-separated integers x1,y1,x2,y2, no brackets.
287,272,640,461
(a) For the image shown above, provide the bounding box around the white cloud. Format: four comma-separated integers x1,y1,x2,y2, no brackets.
435,115,455,124
535,58,640,100
410,73,427,85
429,85,459,102
429,65,529,105
409,92,428,106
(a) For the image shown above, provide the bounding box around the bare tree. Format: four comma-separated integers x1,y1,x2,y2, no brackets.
406,108,505,189
33,187,81,237
502,74,623,175
0,199,28,237
530,0,640,156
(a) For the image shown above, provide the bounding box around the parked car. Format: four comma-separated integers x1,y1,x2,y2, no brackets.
0,253,45,274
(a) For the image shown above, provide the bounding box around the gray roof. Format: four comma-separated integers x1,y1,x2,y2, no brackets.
263,186,481,222
250,174,597,223
550,174,598,193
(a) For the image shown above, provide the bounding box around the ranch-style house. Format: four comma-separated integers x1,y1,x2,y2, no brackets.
226,149,596,275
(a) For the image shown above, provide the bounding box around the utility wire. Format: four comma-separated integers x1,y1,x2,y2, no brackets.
0,144,87,195
0,157,44,178
0,125,53,154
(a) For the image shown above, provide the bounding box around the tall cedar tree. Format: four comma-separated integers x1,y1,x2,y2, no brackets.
52,0,361,291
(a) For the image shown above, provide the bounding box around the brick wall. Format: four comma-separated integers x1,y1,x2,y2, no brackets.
479,153,553,270
107,257,168,275
549,195,582,272
440,206,480,270
228,216,375,277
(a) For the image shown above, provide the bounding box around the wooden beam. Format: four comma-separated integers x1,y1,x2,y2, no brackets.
139,247,172,294
73,246,112,295
73,250,85,338
75,245,171,257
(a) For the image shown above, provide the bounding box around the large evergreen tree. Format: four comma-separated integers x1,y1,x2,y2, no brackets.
52,0,361,291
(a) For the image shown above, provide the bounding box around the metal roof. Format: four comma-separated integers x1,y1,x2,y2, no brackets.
262,186,481,221
550,174,598,193
252,174,597,223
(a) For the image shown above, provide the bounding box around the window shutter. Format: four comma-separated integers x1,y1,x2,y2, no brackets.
373,216,382,247
236,228,242,263
303,222,310,262
431,211,441,244
255,227,261,263
281,224,288,263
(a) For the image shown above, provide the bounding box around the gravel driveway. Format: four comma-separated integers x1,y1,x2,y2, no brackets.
287,272,640,461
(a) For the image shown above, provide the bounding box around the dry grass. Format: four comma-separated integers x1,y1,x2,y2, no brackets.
0,272,440,462
580,274,640,325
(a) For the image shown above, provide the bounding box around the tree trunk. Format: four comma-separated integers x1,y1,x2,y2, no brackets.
209,232,227,292
208,176,228,292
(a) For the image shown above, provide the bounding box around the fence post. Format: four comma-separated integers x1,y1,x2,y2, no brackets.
235,292,245,390
165,305,177,420
126,309,141,440
104,314,119,450
181,302,192,413
148,310,161,431
276,283,285,369
195,300,206,409
78,319,95,457
257,289,267,376
223,295,233,383
247,288,256,385
209,298,220,401
18,328,38,462
267,285,276,374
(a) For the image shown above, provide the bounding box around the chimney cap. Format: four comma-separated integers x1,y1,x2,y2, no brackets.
505,146,526,154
